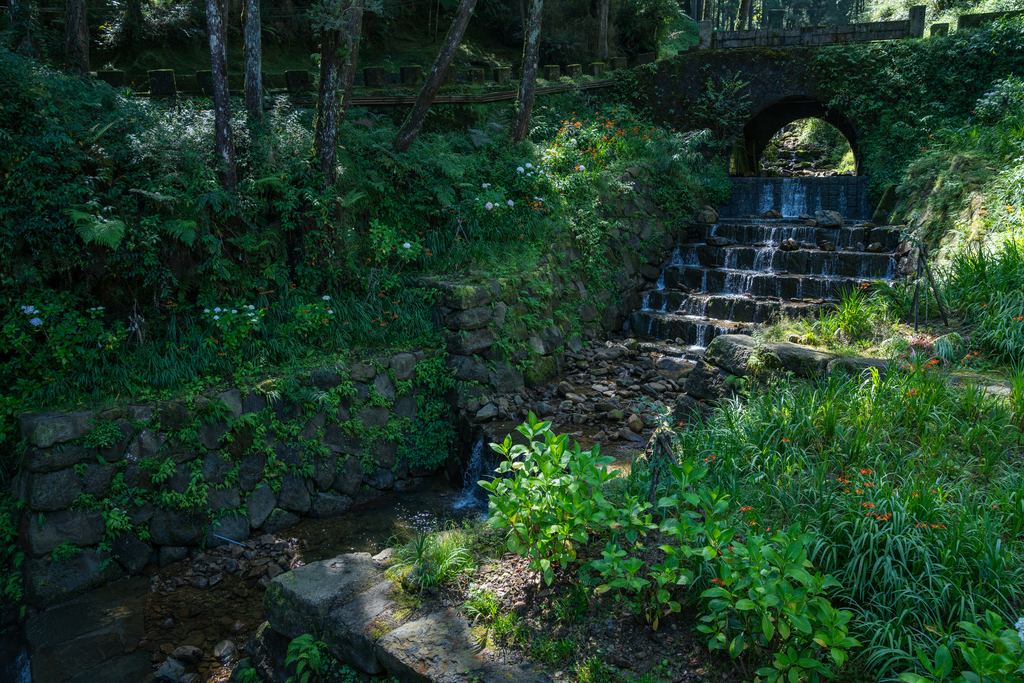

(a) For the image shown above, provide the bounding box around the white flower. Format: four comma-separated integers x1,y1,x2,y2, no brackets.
248,305,255,310
29,317,42,327
525,163,533,169
322,295,331,300
517,166,525,173
213,315,220,320
204,309,210,313
482,183,490,188
214,307,221,313
21,305,36,314
327,309,334,314
577,164,586,171
507,199,514,207
403,242,411,249
231,310,238,314
485,202,494,211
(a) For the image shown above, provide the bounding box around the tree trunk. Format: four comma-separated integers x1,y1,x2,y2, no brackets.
124,0,144,44
735,0,749,31
314,26,345,187
518,0,526,46
510,0,542,144
10,0,39,57
598,0,608,60
206,0,237,191
244,0,263,122
393,0,477,154
65,0,89,76
340,0,364,119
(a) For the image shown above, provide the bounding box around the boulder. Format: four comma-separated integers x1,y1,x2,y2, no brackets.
202,452,233,485
206,512,249,548
25,510,105,557
172,646,204,665
364,468,394,490
684,361,734,402
199,422,229,450
261,509,300,533
489,363,524,394
247,483,277,529
27,468,83,511
81,462,116,497
112,530,152,574
814,210,843,227
696,208,718,224
447,355,489,384
216,389,243,420
238,451,267,492
246,621,292,683
310,493,353,518
350,363,376,383
278,475,312,514
20,412,94,448
445,307,492,331
655,357,693,380
149,508,209,546
761,209,783,219
826,356,890,379
324,579,397,673
374,373,396,401
440,284,492,310
763,341,835,378
389,353,418,381
672,394,714,426
264,554,380,665
703,334,759,376
445,328,495,355
332,457,364,498
20,444,92,474
204,487,241,512
475,404,498,422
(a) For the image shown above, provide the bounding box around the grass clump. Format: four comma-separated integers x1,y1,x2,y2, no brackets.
389,522,473,593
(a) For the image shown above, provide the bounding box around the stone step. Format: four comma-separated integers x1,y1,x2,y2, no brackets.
629,310,751,348
690,245,897,278
693,222,902,251
663,266,870,300
641,291,827,323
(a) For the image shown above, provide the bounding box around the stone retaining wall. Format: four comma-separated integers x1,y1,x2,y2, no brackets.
11,350,446,609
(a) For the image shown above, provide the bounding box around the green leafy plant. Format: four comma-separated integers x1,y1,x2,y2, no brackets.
481,412,619,585
899,611,1024,683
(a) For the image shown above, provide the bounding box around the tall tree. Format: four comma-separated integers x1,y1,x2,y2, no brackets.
392,0,477,153
65,0,89,75
206,0,237,190
510,0,542,143
736,0,751,30
340,0,364,119
598,0,609,60
312,0,354,188
243,0,262,122
123,0,145,45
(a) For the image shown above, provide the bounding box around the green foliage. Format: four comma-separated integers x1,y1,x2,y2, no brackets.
481,412,619,585
698,528,860,682
51,541,80,563
690,71,753,141
462,587,501,625
899,611,1024,683
82,418,124,449
284,633,341,683
391,523,473,592
0,490,25,603
814,284,896,344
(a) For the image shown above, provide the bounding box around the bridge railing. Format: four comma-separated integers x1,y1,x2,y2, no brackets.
695,5,926,50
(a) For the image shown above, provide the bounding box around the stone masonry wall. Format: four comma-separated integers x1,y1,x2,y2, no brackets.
11,350,444,609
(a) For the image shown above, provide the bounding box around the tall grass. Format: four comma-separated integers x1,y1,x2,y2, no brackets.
670,367,1024,679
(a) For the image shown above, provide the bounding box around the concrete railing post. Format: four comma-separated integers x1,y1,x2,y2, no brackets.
909,5,926,37
698,20,713,49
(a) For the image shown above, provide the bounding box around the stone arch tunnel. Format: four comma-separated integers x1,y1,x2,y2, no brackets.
730,95,862,175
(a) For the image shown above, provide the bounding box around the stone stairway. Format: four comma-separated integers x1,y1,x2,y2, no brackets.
630,218,903,353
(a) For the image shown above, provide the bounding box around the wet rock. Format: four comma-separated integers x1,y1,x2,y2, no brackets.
761,209,783,219
814,210,843,227
261,509,300,534
619,428,644,443
779,238,800,251
819,240,836,251
866,241,884,253
214,639,237,662
364,468,394,490
154,656,185,681
248,483,277,529
593,346,626,361
172,645,203,665
696,208,718,224
705,236,735,247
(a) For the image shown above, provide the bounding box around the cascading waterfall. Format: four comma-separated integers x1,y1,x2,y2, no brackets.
780,178,807,217
757,183,776,215
452,437,491,511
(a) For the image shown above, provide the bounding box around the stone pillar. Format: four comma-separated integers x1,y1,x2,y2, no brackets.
929,22,948,36
610,56,627,70
493,67,511,84
467,68,485,84
908,5,926,38
285,70,312,92
363,67,386,88
96,70,125,88
399,65,421,86
566,63,582,78
588,62,604,77
543,65,560,80
148,70,176,97
698,20,713,49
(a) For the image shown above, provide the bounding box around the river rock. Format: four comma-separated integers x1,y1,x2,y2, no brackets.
696,207,718,224
655,357,692,380
761,209,783,219
155,657,185,681
627,414,644,434
475,404,498,422
866,241,884,253
214,639,237,662
684,361,734,402
172,645,204,665
814,210,843,227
